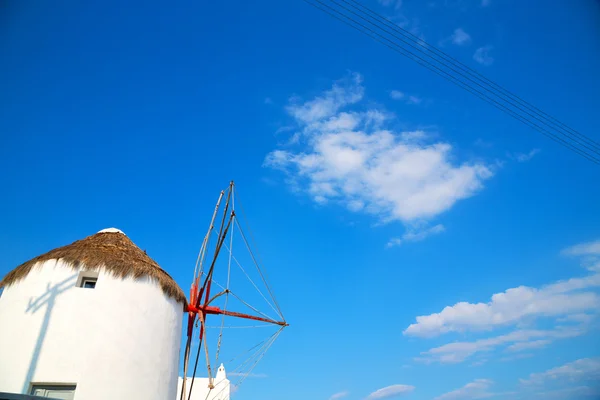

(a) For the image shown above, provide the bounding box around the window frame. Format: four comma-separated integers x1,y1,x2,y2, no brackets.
81,278,97,289
76,271,99,289
30,384,76,399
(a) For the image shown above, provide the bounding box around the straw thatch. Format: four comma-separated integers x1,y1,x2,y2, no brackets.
0,230,187,305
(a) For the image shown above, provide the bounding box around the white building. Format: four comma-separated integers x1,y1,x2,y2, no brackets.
0,228,187,400
177,364,230,400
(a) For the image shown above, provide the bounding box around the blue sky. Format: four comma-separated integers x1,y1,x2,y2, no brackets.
1,0,600,399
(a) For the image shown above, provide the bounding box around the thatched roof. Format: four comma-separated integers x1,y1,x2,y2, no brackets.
0,229,187,305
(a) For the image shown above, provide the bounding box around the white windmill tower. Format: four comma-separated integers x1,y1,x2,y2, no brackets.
0,228,186,400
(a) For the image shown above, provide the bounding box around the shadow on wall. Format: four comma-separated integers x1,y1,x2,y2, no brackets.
22,271,78,394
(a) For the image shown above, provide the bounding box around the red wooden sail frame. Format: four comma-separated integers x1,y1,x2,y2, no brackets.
180,182,287,400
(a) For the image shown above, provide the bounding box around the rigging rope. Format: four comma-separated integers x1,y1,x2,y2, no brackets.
215,189,235,365
186,329,204,400
235,217,286,321
228,290,278,322
202,327,284,400
221,239,281,319
225,335,272,365
204,325,275,329
199,312,213,387
235,327,283,388
235,192,286,320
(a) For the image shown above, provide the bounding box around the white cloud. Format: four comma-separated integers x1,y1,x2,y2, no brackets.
450,28,472,46
390,90,405,100
434,379,494,400
387,224,445,247
520,358,600,385
515,148,540,162
473,46,494,66
366,385,415,399
557,313,594,324
400,130,427,141
533,386,600,399
505,339,551,352
499,353,533,362
562,239,600,272
417,327,583,364
562,240,600,257
286,73,364,124
404,273,600,337
389,90,423,105
406,95,423,105
407,241,600,365
329,391,350,400
265,73,493,227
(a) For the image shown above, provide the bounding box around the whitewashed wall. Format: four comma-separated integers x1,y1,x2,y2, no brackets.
176,364,230,400
0,259,183,400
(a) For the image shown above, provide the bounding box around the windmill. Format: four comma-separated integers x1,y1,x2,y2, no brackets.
180,181,288,400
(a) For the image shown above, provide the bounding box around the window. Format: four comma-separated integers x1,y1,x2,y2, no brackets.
76,271,99,289
81,278,97,289
31,384,76,399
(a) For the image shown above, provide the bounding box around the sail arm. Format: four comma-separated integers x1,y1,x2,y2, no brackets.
187,304,288,326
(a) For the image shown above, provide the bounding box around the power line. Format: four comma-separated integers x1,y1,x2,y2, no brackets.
341,0,600,152
302,0,600,165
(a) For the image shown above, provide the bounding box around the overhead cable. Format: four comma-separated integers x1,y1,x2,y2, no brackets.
303,0,600,164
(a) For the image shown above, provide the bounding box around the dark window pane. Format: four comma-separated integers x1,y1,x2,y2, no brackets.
83,280,96,289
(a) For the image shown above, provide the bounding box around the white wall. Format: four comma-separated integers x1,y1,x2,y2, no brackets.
176,367,230,400
0,259,183,400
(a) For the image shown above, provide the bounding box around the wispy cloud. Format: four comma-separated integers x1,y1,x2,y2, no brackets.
434,379,495,400
520,358,600,385
366,384,415,399
449,28,472,46
562,239,600,257
557,313,594,324
329,391,350,400
406,241,600,364
470,359,487,367
532,386,600,399
265,73,493,231
499,353,534,362
514,148,540,162
505,339,551,352
562,238,600,272
389,90,424,105
406,95,423,105
387,224,445,247
473,45,494,66
390,90,405,100
417,327,584,364
286,73,364,125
